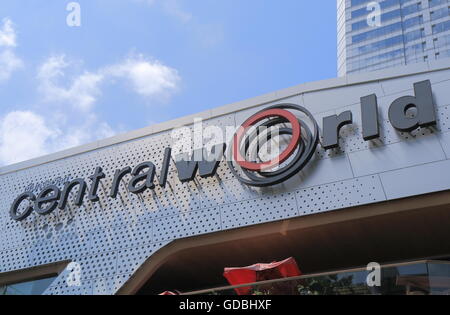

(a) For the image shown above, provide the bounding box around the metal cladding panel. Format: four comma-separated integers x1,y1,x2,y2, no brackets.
1,67,450,294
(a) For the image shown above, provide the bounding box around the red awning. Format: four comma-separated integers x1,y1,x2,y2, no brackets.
223,257,301,295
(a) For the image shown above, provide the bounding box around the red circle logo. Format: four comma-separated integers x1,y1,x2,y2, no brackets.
228,104,319,187
233,109,301,171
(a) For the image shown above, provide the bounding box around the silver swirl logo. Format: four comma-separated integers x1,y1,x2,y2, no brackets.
228,104,319,187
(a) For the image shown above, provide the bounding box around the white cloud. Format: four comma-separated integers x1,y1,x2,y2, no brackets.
0,18,181,166
0,50,24,82
0,52,180,165
0,18,23,82
0,110,117,165
0,111,56,165
52,115,116,150
0,18,17,48
0,55,115,166
37,55,104,112
38,54,180,110
103,55,180,99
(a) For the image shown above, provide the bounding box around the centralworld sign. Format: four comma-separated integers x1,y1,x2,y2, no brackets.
10,80,437,221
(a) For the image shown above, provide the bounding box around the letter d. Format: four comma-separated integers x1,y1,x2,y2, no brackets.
389,80,436,132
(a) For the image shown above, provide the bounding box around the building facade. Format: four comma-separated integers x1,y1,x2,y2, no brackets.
1,61,450,295
338,0,450,76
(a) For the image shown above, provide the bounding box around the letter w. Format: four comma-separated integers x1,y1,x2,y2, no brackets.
175,144,226,182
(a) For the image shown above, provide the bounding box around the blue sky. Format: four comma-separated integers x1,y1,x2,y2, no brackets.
0,0,337,166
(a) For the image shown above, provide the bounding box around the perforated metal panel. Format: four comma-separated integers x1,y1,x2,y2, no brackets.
1,70,450,295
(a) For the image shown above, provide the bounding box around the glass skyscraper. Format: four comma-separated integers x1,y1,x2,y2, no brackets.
338,0,450,76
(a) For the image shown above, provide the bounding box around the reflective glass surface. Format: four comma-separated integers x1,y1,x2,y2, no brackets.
0,275,57,295
433,20,450,34
431,7,450,21
343,0,450,74
188,261,450,295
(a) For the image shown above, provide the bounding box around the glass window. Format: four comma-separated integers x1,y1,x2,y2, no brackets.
351,0,372,6
429,0,448,9
433,20,450,34
352,0,400,19
436,48,450,58
352,9,402,31
350,35,404,57
353,22,403,43
405,41,426,55
403,15,423,29
401,2,422,16
430,7,450,21
0,275,57,295
190,261,450,296
349,48,404,72
404,28,425,42
434,33,450,48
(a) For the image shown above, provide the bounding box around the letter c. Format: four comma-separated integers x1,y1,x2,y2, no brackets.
10,192,36,221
